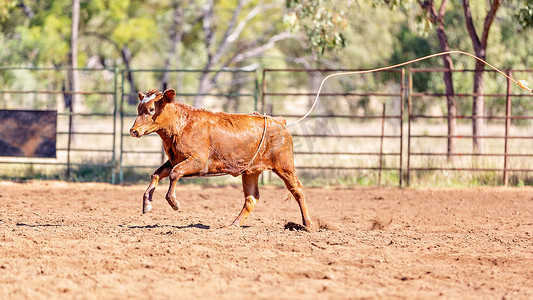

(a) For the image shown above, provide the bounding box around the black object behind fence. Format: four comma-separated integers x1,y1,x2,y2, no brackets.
0,110,57,157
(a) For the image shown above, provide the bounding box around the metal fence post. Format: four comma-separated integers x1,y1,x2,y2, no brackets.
399,68,405,187
261,69,267,114
66,88,73,180
260,69,267,185
111,67,119,184
119,70,126,183
378,103,386,186
254,72,259,112
406,68,413,187
503,70,512,186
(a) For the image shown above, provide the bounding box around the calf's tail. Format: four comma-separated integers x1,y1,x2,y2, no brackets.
281,178,303,203
282,190,292,204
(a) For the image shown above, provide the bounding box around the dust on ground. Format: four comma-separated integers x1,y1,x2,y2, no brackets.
1,181,532,299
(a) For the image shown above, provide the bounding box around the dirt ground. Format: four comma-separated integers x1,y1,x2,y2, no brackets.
0,181,532,299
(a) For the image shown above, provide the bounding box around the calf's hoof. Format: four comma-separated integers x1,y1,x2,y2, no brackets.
169,200,180,211
143,204,152,214
165,195,180,211
226,222,241,228
304,219,314,231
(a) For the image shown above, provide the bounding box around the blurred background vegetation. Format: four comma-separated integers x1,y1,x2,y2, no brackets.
1,0,532,109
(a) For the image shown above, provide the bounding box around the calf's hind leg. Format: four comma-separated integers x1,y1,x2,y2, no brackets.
274,170,312,229
229,172,261,228
143,160,172,214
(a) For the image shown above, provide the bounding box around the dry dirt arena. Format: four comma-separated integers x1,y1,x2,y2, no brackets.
1,181,532,299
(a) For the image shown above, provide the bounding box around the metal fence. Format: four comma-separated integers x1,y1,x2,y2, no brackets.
1,66,533,186
406,68,533,186
262,68,405,186
0,66,119,183
263,68,533,187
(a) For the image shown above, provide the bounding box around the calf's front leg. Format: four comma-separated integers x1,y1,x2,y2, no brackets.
166,157,204,211
143,160,172,214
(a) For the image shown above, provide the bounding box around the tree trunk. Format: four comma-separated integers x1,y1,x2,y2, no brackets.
462,0,500,153
162,1,184,91
422,0,456,158
435,26,456,159
472,56,485,153
68,0,80,137
194,71,212,107
121,46,137,105
194,0,215,108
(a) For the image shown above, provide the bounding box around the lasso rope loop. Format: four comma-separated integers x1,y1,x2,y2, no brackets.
288,50,532,127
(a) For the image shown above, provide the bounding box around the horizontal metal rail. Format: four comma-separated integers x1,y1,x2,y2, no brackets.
263,68,403,73
122,150,161,154
292,134,401,138
0,66,115,71
295,151,400,156
410,134,533,139
127,68,257,73
411,92,532,97
120,165,401,171
0,90,114,95
410,152,533,157
57,131,114,136
56,148,114,153
410,115,533,120
57,112,114,117
0,161,113,167
296,166,400,170
409,167,533,172
280,114,402,119
123,92,255,97
265,92,400,97
409,68,533,73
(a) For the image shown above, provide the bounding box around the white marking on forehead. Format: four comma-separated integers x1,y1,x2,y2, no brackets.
141,93,156,104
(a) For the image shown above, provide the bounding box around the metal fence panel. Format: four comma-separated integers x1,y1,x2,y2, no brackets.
2,66,533,187
0,67,119,183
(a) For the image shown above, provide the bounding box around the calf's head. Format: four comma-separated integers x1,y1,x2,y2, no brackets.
130,89,176,138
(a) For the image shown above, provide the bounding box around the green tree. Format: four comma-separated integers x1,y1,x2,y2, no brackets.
284,0,348,55
193,0,296,107
83,0,158,104
0,0,17,20
516,0,533,27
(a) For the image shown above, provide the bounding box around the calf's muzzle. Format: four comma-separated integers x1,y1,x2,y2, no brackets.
130,128,141,138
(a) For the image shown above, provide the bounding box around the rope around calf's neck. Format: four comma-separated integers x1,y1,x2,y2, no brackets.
288,50,533,127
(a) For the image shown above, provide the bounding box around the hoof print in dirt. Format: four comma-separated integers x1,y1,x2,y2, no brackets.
284,222,308,232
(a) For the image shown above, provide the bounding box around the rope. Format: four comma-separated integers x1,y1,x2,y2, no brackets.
235,114,268,175
247,115,268,167
288,50,532,127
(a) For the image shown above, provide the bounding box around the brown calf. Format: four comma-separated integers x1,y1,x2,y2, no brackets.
129,89,312,229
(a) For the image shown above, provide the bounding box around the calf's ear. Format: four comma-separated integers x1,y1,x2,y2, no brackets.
163,89,176,103
138,92,145,101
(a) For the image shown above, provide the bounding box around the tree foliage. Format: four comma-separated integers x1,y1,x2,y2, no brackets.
516,0,533,27
0,0,17,21
0,0,531,117
284,0,348,54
